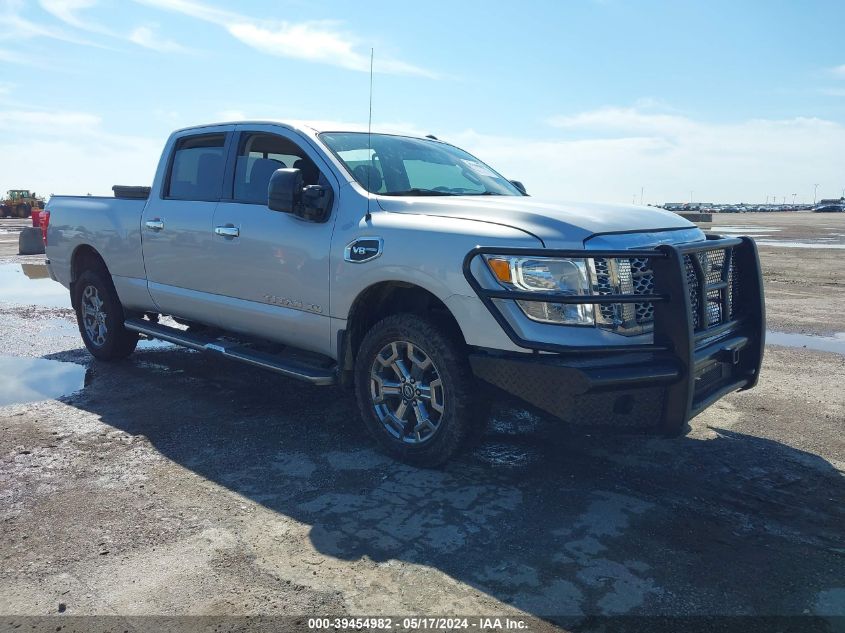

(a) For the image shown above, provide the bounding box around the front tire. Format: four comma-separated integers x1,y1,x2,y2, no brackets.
73,269,139,360
354,313,480,467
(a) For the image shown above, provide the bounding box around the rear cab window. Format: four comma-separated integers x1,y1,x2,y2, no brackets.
166,133,227,200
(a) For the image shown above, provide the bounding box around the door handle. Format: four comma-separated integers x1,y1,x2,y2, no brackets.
145,220,164,231
215,225,240,238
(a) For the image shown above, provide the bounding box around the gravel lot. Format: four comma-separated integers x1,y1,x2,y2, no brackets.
1,213,843,632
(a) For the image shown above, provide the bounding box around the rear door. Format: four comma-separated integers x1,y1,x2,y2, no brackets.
141,127,233,315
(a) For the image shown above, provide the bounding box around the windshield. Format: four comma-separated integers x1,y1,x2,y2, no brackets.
319,132,523,197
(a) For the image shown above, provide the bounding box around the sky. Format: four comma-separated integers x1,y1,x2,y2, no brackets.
1,0,844,204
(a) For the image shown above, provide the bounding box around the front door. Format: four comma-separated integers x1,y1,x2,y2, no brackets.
209,126,340,356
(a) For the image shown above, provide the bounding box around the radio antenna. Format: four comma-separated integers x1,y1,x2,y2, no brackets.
365,48,374,222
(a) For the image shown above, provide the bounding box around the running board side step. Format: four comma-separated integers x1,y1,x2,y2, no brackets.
124,318,337,386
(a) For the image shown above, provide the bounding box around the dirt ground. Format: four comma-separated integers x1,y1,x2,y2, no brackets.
0,213,843,632
705,212,845,335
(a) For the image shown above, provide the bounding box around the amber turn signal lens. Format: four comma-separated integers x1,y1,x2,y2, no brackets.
486,257,512,283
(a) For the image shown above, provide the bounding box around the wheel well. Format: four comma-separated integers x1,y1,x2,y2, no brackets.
340,282,465,387
70,245,108,309
71,245,108,281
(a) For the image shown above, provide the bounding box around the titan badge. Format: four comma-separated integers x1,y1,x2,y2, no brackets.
263,295,323,314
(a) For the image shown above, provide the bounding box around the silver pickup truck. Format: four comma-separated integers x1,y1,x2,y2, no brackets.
44,121,765,466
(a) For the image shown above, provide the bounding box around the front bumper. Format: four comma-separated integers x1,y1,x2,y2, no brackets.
463,235,765,434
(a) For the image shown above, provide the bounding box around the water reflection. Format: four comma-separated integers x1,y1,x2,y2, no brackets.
712,224,845,248
0,263,70,308
767,331,845,355
713,228,775,238
755,241,845,250
0,356,88,406
20,263,50,279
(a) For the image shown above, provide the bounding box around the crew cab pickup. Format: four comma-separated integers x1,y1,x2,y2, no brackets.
45,121,765,466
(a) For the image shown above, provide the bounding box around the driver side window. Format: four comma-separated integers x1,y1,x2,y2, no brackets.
233,133,323,204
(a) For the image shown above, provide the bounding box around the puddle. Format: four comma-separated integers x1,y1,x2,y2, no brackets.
714,225,845,249
715,226,782,233
489,407,542,435
754,240,845,250
137,337,176,351
473,442,537,468
0,356,88,406
766,331,845,355
0,263,70,308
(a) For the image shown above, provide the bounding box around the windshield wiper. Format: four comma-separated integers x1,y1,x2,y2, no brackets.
382,188,456,196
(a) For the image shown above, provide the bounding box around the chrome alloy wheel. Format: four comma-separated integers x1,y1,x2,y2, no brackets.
81,284,108,347
370,341,445,444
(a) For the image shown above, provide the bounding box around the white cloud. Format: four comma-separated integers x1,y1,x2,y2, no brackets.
135,0,437,77
128,25,187,52
831,64,845,79
38,0,102,31
0,47,58,68
0,107,160,196
29,0,193,53
0,48,32,65
3,102,839,206
548,107,693,136
451,107,845,204
137,0,227,23
0,109,101,129
0,0,106,48
215,109,247,121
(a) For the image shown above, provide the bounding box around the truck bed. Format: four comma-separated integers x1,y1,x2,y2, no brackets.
45,195,148,293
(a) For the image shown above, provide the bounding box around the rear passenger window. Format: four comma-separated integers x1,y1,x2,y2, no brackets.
234,133,322,204
167,134,226,200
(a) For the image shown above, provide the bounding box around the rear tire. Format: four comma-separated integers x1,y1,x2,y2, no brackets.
73,269,139,360
354,313,481,467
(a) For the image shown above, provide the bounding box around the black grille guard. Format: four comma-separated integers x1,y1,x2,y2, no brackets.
462,234,766,434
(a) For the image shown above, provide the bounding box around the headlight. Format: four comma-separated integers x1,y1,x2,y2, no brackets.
484,256,594,325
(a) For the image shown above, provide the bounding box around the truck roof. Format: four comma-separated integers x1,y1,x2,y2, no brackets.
172,120,430,140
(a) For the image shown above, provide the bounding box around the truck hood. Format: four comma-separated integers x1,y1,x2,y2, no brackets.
376,195,696,246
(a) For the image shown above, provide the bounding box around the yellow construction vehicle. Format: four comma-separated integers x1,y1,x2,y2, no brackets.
0,190,46,218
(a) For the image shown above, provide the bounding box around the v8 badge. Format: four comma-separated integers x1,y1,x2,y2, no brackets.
344,237,383,263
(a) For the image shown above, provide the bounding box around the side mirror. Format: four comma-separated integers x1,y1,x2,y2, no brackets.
268,168,302,214
268,168,332,222
510,180,528,196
